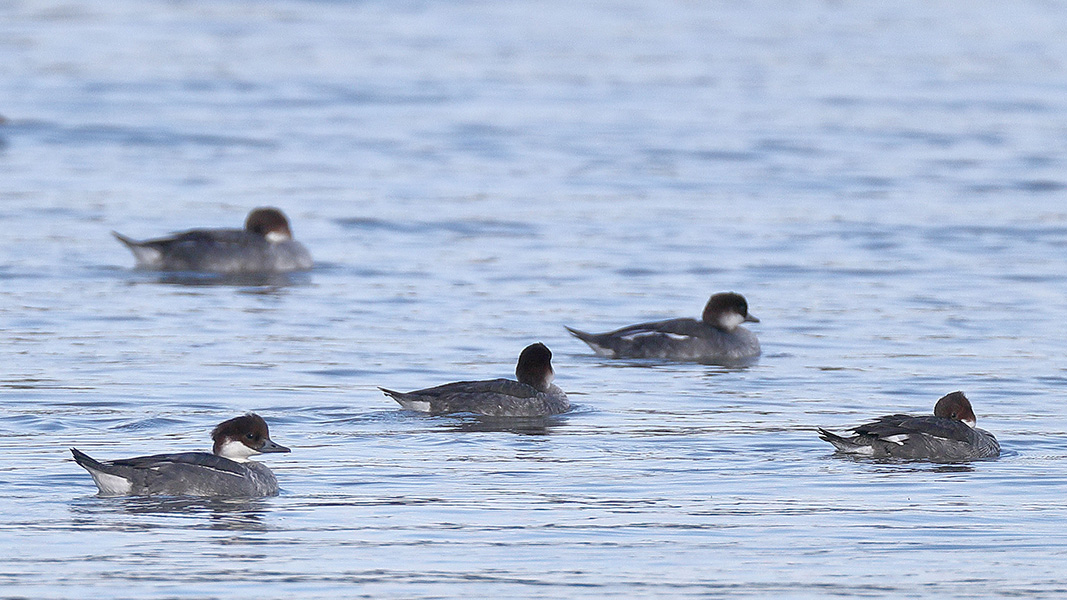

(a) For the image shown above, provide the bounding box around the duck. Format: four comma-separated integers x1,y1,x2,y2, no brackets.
818,391,1000,461
566,292,760,362
71,413,290,496
380,343,569,417
113,207,313,274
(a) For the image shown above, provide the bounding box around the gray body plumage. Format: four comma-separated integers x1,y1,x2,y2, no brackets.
566,318,760,362
381,379,569,417
818,415,1000,462
114,229,313,274
71,448,281,496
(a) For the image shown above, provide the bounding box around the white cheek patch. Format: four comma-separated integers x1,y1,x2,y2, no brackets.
265,231,290,243
89,471,133,496
717,312,746,330
217,439,259,462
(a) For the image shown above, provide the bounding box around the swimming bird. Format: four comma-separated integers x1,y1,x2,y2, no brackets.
380,342,569,417
113,207,313,274
818,391,1000,461
565,292,760,362
71,413,290,496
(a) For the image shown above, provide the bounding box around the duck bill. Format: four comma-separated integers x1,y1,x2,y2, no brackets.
259,438,291,453
744,314,760,323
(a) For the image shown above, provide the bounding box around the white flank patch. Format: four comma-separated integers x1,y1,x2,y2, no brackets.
89,471,133,496
620,332,691,342
402,400,432,413
194,463,244,477
881,434,910,445
662,333,692,341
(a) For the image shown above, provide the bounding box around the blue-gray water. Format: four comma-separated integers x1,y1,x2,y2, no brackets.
2,1,1067,597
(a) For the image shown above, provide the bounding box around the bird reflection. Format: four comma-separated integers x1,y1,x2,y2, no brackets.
435,414,567,436
148,271,310,289
70,495,272,533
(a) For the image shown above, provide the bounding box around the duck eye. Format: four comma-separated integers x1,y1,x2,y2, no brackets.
246,432,255,439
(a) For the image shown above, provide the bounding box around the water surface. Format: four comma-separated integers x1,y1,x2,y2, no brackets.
2,1,1067,598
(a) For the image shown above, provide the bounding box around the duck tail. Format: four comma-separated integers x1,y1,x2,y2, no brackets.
563,326,592,341
111,231,139,248
817,428,859,453
70,447,107,471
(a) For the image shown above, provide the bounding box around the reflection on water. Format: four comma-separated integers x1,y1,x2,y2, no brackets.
69,496,271,532
127,271,313,290
823,453,980,472
431,414,568,436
